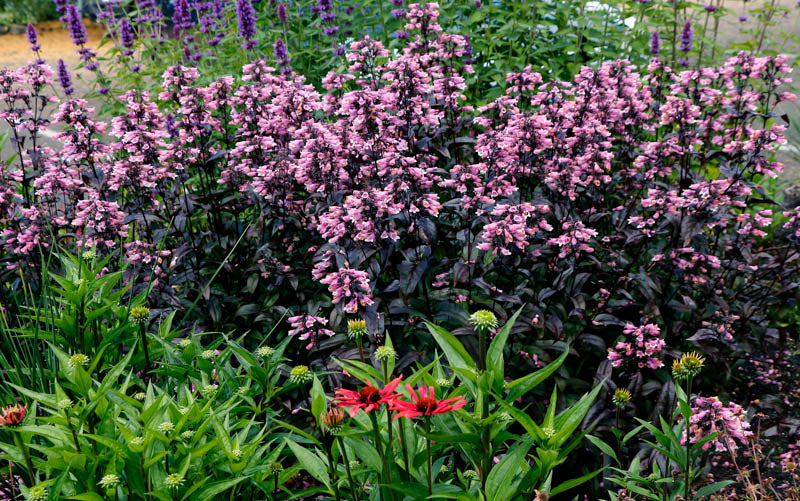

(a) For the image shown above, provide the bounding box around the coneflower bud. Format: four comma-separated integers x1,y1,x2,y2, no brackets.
69,353,90,369
158,421,174,434
277,2,287,23
679,351,705,377
270,462,284,474
289,365,313,384
27,23,40,51
57,59,74,96
256,346,275,359
347,319,367,339
650,31,661,56
164,473,184,489
130,306,150,325
27,486,47,501
375,345,396,362
66,5,88,45
99,473,120,489
469,310,498,332
612,388,632,408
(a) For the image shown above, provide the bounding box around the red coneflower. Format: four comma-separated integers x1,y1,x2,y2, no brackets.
390,385,466,420
332,377,403,416
0,404,26,426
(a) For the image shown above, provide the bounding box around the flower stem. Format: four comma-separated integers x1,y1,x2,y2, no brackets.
12,432,34,488
425,417,432,496
337,436,359,501
398,417,410,481
685,376,693,501
64,409,82,453
139,324,151,381
325,441,341,501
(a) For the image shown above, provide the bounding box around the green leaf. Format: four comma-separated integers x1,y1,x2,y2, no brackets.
550,467,604,496
193,478,248,501
486,307,523,381
552,380,604,445
506,345,568,402
586,434,618,464
425,321,476,394
694,480,735,498
486,439,534,501
285,439,331,490
311,375,326,428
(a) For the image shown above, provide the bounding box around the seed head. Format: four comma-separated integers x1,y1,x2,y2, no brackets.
270,462,284,474
322,407,346,434
133,392,146,401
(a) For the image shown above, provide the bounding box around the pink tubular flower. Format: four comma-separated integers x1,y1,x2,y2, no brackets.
607,322,665,369
319,267,374,313
287,314,335,349
390,384,467,419
682,396,751,452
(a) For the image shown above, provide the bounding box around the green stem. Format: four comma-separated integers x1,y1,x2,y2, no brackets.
368,412,389,499
64,409,82,453
139,325,151,381
357,338,365,364
337,436,359,501
12,432,34,488
398,417,410,481
425,417,432,496
685,376,693,501
325,442,341,501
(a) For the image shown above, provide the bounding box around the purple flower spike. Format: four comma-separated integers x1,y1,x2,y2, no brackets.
27,23,40,52
173,0,193,33
119,18,135,54
236,0,257,49
650,31,661,55
680,21,693,53
57,59,74,95
66,5,89,45
277,2,287,22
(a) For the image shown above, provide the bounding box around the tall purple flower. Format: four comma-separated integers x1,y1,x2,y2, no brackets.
66,5,89,45
680,21,693,53
650,31,661,56
277,2,287,22
26,23,40,52
119,18,135,55
57,59,74,96
53,0,69,16
273,37,291,73
172,0,193,34
236,0,257,49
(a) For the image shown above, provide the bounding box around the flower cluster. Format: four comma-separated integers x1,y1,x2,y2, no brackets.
607,323,665,370
682,396,752,452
